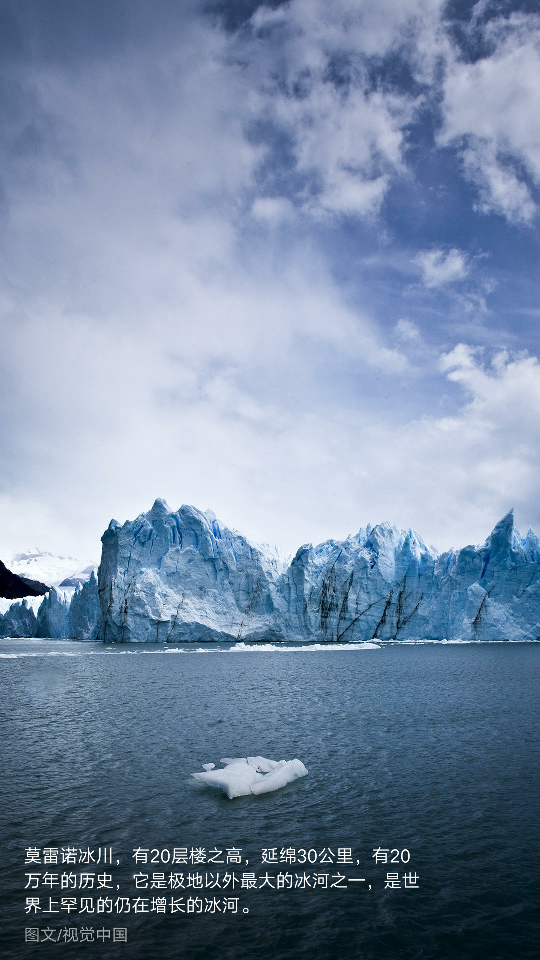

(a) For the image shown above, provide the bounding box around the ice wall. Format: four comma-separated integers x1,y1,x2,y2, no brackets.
97,499,285,642
0,576,100,640
1,503,539,642
0,599,39,638
281,523,436,641
95,501,540,643
280,511,540,641
36,588,70,638
69,572,100,640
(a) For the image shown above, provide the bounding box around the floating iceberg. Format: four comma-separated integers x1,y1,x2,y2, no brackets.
192,756,308,799
251,760,308,795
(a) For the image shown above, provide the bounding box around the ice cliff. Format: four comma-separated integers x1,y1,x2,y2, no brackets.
0,575,100,639
281,511,540,642
98,500,284,643
0,598,39,638
95,500,540,643
0,549,99,638
68,572,101,640
1,501,539,641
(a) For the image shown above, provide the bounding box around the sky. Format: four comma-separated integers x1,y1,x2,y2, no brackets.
1,0,540,562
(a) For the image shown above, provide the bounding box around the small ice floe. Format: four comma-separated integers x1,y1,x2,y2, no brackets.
192,756,308,799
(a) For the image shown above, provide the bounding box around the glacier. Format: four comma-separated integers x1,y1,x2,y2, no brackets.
0,548,99,639
1,500,540,642
95,500,540,644
97,499,285,643
0,574,100,640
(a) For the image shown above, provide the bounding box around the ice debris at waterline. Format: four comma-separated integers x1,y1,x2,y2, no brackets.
3,500,540,643
192,757,308,799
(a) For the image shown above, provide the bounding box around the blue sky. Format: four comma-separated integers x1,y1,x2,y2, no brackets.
1,0,540,560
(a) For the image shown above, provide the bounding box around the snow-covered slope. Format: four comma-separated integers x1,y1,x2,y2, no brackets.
0,547,97,589
0,558,49,600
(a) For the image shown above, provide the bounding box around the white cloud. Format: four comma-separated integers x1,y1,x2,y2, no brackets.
251,0,446,63
439,13,540,224
0,21,416,558
1,2,539,564
460,139,537,224
413,247,470,287
3,294,539,559
238,0,448,219
242,3,540,226
251,196,296,223
269,82,412,219
395,319,420,341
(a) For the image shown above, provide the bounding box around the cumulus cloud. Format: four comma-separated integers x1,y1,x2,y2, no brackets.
413,247,470,288
237,0,447,219
241,2,540,226
439,12,540,224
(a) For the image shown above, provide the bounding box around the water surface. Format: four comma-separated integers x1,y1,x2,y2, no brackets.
1,639,538,959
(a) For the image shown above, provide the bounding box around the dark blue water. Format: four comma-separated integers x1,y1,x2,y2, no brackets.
1,640,539,960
